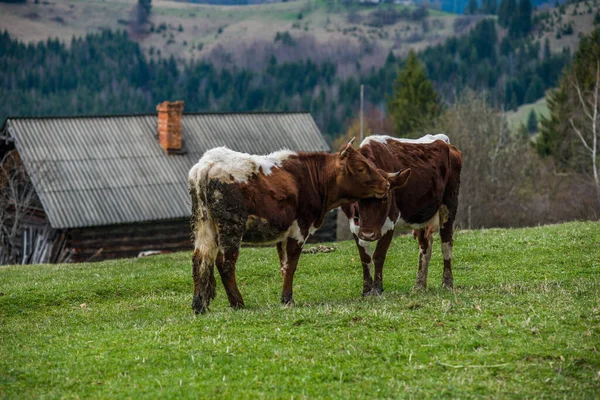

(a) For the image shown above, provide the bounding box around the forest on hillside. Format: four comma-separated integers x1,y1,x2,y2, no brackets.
0,15,570,140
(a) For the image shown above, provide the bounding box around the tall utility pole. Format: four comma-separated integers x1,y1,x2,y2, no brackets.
360,84,364,143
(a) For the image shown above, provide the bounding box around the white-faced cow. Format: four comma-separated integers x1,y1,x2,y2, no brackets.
188,139,398,314
341,134,462,295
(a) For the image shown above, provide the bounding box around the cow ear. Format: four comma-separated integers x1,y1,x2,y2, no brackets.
338,137,356,160
387,168,411,190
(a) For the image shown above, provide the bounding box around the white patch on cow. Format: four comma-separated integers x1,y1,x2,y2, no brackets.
280,238,289,273
188,162,203,183
358,239,371,250
296,223,319,246
288,220,305,245
381,217,395,236
442,242,453,261
394,210,441,232
359,242,373,271
193,210,219,262
360,133,450,147
191,146,296,183
348,218,360,237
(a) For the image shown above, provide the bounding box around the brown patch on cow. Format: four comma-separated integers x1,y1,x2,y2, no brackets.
415,229,433,290
244,215,287,243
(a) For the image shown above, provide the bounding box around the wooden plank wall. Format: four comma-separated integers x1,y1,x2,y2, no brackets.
66,219,192,262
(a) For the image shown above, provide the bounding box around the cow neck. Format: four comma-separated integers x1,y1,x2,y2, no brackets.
299,153,338,226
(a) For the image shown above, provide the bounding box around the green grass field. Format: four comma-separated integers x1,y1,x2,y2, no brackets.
1,221,599,398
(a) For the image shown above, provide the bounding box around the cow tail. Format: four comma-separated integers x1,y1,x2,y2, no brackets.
189,165,218,313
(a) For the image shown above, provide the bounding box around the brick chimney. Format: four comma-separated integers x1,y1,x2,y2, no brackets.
156,100,184,154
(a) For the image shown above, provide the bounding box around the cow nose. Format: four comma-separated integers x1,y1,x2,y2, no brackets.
360,230,376,241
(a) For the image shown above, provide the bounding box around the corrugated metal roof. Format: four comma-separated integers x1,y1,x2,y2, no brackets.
4,112,330,229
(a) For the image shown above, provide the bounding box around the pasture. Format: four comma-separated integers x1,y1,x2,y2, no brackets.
1,221,599,398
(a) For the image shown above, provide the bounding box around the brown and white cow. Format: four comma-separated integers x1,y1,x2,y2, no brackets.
341,134,462,295
188,139,398,314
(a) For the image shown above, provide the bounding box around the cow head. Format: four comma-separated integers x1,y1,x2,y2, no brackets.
356,168,412,241
334,138,390,204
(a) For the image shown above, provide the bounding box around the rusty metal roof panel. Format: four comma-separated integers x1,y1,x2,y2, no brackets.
5,113,329,229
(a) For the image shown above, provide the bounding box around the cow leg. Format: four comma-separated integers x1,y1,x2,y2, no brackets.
440,227,454,289
352,234,374,296
414,228,433,290
191,219,219,315
440,171,460,289
440,207,457,289
278,238,303,305
215,246,245,309
214,213,246,309
371,229,394,295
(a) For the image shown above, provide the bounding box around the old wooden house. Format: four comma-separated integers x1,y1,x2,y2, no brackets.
0,102,331,264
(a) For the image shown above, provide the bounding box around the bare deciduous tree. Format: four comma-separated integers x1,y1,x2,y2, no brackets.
0,150,40,264
568,60,600,203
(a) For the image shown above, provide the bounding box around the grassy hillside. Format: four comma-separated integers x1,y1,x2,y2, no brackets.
505,96,549,133
0,0,470,65
535,0,600,53
1,222,599,398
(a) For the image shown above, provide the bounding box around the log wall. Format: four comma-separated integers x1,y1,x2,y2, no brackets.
66,219,192,262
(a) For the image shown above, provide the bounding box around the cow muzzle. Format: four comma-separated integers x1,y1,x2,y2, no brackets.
374,182,390,200
358,229,379,242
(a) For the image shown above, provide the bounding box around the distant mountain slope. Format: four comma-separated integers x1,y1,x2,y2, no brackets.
0,0,481,73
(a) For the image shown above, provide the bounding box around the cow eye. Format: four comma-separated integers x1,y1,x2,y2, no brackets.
355,163,366,172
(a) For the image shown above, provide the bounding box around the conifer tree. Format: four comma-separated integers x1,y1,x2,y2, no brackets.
498,0,516,28
386,50,442,138
509,0,532,38
543,37,552,60
527,109,538,133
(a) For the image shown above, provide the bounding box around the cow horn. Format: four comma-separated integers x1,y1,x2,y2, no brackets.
387,168,412,190
340,137,356,159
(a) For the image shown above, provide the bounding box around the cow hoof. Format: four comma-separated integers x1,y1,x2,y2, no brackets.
192,296,208,315
364,288,383,297
193,306,207,315
413,283,427,291
231,301,245,310
281,296,294,307
442,281,454,290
